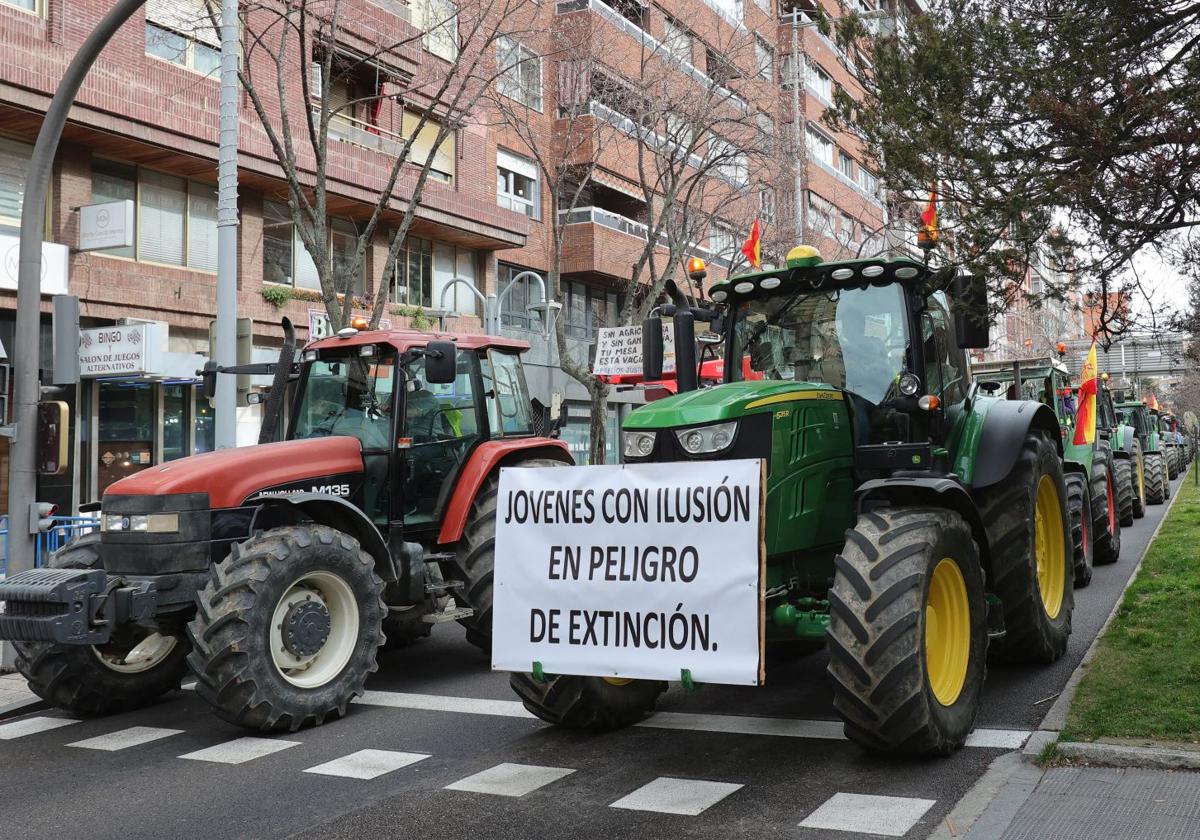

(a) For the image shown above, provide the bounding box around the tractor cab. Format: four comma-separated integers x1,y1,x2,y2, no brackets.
971,358,1080,436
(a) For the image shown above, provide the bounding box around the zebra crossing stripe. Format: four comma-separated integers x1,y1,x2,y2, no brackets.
303,749,430,779
799,792,936,836
610,777,744,816
445,763,575,797
179,737,300,764
0,716,78,740
69,726,183,751
356,690,534,718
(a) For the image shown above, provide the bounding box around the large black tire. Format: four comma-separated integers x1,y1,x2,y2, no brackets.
1065,473,1093,588
1090,446,1121,566
1144,452,1167,505
442,457,567,653
1166,446,1180,480
511,673,667,730
826,508,987,756
13,533,190,716
187,524,386,731
974,431,1073,664
1130,441,1147,519
1112,457,1135,527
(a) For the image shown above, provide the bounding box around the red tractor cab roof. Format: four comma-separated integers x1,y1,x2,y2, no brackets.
307,328,530,355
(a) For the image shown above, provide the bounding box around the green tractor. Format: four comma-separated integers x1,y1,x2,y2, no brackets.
1098,376,1144,525
1116,401,1170,505
1155,411,1185,479
512,246,1075,757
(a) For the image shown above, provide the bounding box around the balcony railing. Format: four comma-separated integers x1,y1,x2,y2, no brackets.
317,110,453,183
577,101,708,171
559,206,731,267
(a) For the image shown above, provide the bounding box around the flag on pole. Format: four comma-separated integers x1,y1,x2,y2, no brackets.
918,183,938,247
1073,342,1098,446
740,219,762,269
1148,394,1160,411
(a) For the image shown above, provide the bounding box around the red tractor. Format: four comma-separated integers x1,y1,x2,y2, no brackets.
0,323,570,730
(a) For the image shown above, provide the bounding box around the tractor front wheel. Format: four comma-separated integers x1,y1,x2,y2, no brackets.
1112,458,1135,527
1065,473,1093,588
511,673,667,730
1144,452,1167,505
975,430,1073,664
14,533,190,716
1090,447,1121,566
188,524,385,731
826,508,987,756
1129,442,1146,519
443,457,568,653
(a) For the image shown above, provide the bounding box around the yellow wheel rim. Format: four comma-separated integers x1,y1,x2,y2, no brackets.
1137,454,1145,500
1034,475,1066,619
925,558,971,707
603,677,633,686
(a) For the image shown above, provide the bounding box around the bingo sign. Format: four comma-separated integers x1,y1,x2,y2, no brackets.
78,323,161,377
592,323,675,377
491,459,765,685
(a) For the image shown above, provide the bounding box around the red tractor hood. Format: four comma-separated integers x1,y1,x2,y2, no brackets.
104,437,364,509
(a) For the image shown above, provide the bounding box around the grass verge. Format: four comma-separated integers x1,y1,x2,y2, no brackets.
1062,463,1200,744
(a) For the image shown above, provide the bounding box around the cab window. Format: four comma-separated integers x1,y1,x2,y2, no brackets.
483,350,533,435
922,293,970,404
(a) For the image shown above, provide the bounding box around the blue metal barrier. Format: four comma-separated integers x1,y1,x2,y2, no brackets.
0,515,100,576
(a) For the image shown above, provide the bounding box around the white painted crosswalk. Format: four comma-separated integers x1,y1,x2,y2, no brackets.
799,792,937,837
180,737,301,765
69,726,183,751
609,777,744,816
0,716,78,740
444,762,575,797
304,749,430,780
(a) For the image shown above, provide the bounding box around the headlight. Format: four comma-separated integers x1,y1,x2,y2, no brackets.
102,513,180,534
623,431,657,459
898,372,921,396
675,421,737,455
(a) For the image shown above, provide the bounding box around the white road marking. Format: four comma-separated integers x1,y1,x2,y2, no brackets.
445,763,575,797
964,728,1031,749
0,716,78,740
303,749,430,780
356,690,534,718
179,737,300,764
799,792,936,836
610,777,744,816
69,726,183,751
352,690,1031,749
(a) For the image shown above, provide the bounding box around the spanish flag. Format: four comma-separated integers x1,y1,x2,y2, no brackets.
1073,342,1098,446
918,183,938,246
1148,394,1160,411
740,219,762,269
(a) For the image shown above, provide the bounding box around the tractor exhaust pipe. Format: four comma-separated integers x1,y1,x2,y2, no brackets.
665,279,698,394
258,317,295,444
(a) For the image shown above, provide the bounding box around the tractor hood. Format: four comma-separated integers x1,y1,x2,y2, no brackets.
624,381,844,429
104,437,365,509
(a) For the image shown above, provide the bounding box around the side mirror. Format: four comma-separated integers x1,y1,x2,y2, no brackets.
200,360,219,400
642,315,664,381
424,340,457,384
951,270,989,349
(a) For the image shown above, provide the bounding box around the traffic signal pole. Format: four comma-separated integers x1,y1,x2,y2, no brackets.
214,0,239,450
6,0,149,577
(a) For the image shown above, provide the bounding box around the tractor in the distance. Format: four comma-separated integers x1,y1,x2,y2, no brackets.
512,246,1075,757
0,325,571,731
1098,375,1145,525
970,356,1122,588
1116,401,1171,505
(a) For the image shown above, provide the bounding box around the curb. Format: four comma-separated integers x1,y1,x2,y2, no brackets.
1055,740,1200,770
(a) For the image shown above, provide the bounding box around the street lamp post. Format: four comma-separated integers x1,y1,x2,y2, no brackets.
438,272,558,338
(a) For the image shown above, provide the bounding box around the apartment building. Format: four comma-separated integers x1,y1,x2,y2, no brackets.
0,0,905,511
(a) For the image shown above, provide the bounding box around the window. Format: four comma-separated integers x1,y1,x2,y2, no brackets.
839,151,856,179
496,150,540,219
706,47,739,86
145,0,220,74
924,292,970,404
483,351,534,436
709,137,748,187
92,160,217,270
759,187,777,225
2,0,39,13
806,62,833,101
805,126,833,166
755,112,774,150
0,137,33,230
561,279,618,342
842,213,859,245
708,223,737,262
807,192,833,233
607,0,648,28
755,36,774,81
753,0,770,12
499,264,543,331
411,0,458,61
497,37,542,110
261,199,364,293
400,109,456,183
857,165,878,196
391,235,434,307
662,18,693,65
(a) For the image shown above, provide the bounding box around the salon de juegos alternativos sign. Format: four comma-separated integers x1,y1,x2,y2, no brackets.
491,459,765,685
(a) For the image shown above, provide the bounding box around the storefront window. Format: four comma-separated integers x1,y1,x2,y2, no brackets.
96,382,155,493
560,408,619,465
195,397,214,454
163,384,189,461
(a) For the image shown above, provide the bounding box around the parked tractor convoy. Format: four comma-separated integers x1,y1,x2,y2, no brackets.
0,245,1177,760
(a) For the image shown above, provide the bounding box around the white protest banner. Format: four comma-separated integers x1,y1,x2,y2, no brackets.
592,322,675,377
491,459,765,685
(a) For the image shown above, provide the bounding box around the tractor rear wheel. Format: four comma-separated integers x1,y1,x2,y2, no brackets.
1112,458,1135,527
14,533,190,716
1065,473,1093,588
188,524,385,731
1166,447,1180,480
511,673,667,730
443,457,567,653
1090,447,1121,566
826,508,987,756
1144,452,1167,505
975,430,1073,664
1130,442,1147,519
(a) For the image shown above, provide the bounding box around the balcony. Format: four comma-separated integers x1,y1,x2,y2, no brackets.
558,206,730,281
319,110,452,183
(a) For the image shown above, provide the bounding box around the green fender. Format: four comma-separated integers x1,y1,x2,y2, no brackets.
952,396,1063,489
